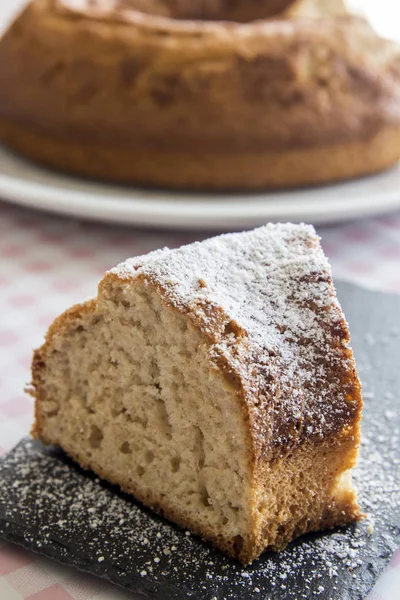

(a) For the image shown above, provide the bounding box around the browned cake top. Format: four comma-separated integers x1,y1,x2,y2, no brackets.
2,0,398,158
112,224,361,460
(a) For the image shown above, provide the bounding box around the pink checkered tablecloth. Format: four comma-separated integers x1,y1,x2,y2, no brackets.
0,198,400,599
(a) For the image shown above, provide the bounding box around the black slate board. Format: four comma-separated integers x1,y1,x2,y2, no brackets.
0,282,399,600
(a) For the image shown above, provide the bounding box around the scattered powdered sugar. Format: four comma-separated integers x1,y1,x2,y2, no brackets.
112,224,359,448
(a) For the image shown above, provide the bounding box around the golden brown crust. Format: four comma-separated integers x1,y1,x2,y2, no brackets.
31,300,96,439
0,0,399,189
1,117,399,189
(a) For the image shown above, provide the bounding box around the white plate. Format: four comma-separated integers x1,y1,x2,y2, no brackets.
1,144,400,230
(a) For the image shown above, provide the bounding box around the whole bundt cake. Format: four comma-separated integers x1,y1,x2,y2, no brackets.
0,0,399,189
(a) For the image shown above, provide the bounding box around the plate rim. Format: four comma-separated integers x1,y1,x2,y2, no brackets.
1,145,400,230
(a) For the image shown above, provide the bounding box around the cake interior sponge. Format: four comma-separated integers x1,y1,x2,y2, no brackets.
31,224,362,564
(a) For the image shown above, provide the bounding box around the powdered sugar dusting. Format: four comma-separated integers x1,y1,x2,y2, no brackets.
113,226,331,344
112,224,359,450
114,247,172,276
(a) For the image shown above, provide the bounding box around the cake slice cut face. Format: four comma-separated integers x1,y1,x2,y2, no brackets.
31,224,362,564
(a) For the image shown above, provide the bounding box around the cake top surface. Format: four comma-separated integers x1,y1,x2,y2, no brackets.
113,222,337,347
112,223,360,454
30,2,399,78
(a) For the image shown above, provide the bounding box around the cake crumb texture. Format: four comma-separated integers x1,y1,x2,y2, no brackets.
31,224,362,564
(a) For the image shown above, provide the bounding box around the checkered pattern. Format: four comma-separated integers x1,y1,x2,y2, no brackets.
1,199,400,598
0,539,132,600
367,549,400,600
320,214,400,295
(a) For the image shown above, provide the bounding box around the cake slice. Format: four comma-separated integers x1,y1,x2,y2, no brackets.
31,224,362,564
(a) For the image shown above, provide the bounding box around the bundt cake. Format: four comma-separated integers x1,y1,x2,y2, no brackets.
0,0,399,189
31,223,363,564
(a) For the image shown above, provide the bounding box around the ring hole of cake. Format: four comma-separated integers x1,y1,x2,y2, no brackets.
132,0,295,23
